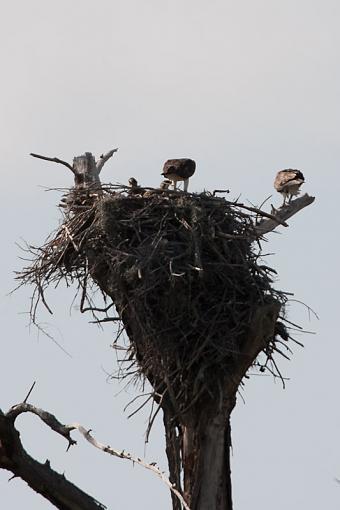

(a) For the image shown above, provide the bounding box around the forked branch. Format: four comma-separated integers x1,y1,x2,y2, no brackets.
2,402,189,510
0,409,105,510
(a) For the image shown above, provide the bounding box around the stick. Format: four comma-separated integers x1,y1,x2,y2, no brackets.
235,203,289,227
23,381,36,404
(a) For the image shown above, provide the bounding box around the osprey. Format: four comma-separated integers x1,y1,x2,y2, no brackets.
274,169,305,205
159,179,172,191
161,158,196,192
128,177,144,196
143,180,172,198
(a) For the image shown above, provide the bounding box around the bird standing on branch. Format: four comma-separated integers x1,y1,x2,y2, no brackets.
161,158,196,192
274,169,305,205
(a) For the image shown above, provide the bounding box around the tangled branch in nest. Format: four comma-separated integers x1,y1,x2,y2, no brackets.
17,185,298,409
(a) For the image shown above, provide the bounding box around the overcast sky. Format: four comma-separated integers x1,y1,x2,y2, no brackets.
1,1,339,509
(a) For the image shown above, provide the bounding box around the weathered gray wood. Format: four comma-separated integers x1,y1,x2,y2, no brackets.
4,403,189,510
30,153,74,172
72,152,100,188
255,193,315,237
96,149,118,173
30,149,118,189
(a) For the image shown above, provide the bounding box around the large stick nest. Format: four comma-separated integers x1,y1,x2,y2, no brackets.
18,186,295,415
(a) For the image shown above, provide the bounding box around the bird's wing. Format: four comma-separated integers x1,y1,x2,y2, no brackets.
162,159,196,178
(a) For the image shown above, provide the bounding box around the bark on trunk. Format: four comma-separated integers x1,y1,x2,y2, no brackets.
72,153,101,189
182,402,234,510
163,408,183,510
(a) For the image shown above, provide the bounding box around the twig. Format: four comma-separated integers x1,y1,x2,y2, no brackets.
89,317,121,324
62,225,79,252
127,393,154,419
33,321,73,358
123,393,154,413
235,202,289,227
81,303,114,314
213,189,230,196
23,381,36,404
288,299,320,320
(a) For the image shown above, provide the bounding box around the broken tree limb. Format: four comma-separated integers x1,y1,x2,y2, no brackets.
255,193,315,237
2,402,189,510
0,409,106,510
6,403,77,448
96,148,118,173
72,424,190,510
30,153,74,172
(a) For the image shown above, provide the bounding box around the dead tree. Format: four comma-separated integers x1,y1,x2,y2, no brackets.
11,150,315,510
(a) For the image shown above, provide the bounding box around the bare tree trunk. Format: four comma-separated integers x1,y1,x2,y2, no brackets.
182,404,234,510
163,407,183,510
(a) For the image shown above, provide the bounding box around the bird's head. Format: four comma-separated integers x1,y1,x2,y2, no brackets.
128,177,138,187
160,179,172,190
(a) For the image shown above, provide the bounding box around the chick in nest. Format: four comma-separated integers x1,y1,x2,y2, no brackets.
143,180,172,197
128,177,145,196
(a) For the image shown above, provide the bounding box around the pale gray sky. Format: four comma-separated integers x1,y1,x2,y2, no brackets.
0,1,339,508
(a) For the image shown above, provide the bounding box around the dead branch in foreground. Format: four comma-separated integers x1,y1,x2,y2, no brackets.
0,408,105,510
1,402,189,510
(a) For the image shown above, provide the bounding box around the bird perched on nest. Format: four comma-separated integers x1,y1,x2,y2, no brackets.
127,177,145,196
161,158,196,192
143,179,172,197
274,169,305,205
159,179,172,191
